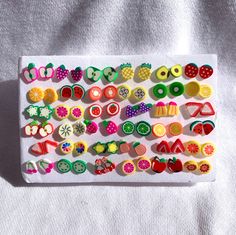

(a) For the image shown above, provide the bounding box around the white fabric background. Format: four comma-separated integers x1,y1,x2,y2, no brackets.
0,0,235,234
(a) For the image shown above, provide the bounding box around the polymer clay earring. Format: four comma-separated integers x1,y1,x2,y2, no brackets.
59,140,74,154
132,87,147,101
190,120,215,135
106,141,119,154
169,82,184,97
38,122,54,138
154,102,167,117
23,63,38,83
122,160,136,175
152,123,166,137
88,86,102,101
155,66,169,81
168,122,183,136
70,106,84,120
88,104,102,118
185,81,200,97
57,159,72,173
25,105,39,118
94,157,115,175
184,161,198,172
137,157,151,171
199,65,213,79
198,160,212,174
38,159,54,173
121,121,135,135
136,121,152,136
167,157,183,172
119,141,130,153
86,66,103,82
199,84,213,98
120,63,134,80
25,161,38,174
103,85,117,99
103,120,118,134
167,101,179,116
93,142,107,154
184,63,198,78
72,160,87,174
137,63,152,80
24,121,39,136
117,84,131,100
54,105,70,120
185,102,215,117
84,120,98,134
60,85,73,99
56,65,69,80
133,142,147,156
39,63,54,79
170,64,182,78
185,140,201,155
106,102,120,116
170,139,185,153
28,87,44,103
43,88,58,104
74,141,88,156
153,84,168,99
71,67,83,81
38,105,54,120
31,140,58,155
58,123,73,138
103,67,118,82
151,157,167,173
201,142,216,157
72,84,85,100
73,121,86,136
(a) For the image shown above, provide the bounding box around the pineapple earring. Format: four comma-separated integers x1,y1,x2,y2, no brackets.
137,63,152,80
120,63,134,80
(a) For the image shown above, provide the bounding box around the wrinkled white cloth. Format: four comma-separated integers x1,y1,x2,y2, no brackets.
0,0,235,234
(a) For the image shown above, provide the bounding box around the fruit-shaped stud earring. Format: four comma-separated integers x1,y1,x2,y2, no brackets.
137,157,151,171
60,140,74,154
28,87,44,103
103,85,117,99
167,101,179,116
154,102,168,117
151,157,167,173
121,121,135,135
103,120,118,135
73,121,86,136
169,82,185,97
70,106,84,120
56,65,69,80
155,66,169,81
132,87,147,101
88,104,102,118
184,161,198,172
156,140,171,153
152,123,166,138
117,84,131,100
84,119,98,134
106,141,119,154
170,64,182,78
198,160,212,174
24,121,39,136
57,159,72,173
153,84,168,99
184,63,198,78
39,63,54,79
38,159,54,174
38,105,54,120
93,142,107,154
135,121,152,136
71,67,83,82
185,81,200,97
168,122,183,136
199,65,213,79
74,141,88,156
25,105,39,118
119,141,130,154
72,84,85,100
133,142,147,156
201,142,216,157
106,102,120,116
88,86,102,101
38,122,54,138
170,139,185,153
60,85,73,99
103,67,118,82
58,122,73,139
25,161,38,174
54,104,70,120
120,63,134,80
122,160,136,175
198,84,213,99
94,157,115,175
137,63,152,80
72,160,87,174
167,157,183,172
22,63,38,83
185,140,201,156
43,88,58,104
86,66,103,82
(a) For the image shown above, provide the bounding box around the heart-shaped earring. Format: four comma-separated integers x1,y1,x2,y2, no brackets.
23,63,38,83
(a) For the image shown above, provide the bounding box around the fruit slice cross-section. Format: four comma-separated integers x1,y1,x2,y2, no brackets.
72,160,87,174
122,160,136,175
202,120,215,135
170,64,182,78
185,140,201,156
170,139,185,153
156,141,171,153
200,102,215,116
190,121,203,135
137,157,151,171
136,121,151,136
89,104,102,118
169,82,185,97
60,85,72,99
155,66,169,80
185,102,203,117
201,142,216,157
72,84,85,100
57,159,72,173
184,161,198,172
122,121,135,135
198,160,212,174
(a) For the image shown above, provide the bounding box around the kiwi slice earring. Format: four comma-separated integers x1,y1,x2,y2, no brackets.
153,84,168,99
169,82,184,97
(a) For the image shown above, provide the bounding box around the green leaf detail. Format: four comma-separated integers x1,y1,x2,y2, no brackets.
28,63,35,70
60,64,66,70
46,63,53,68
